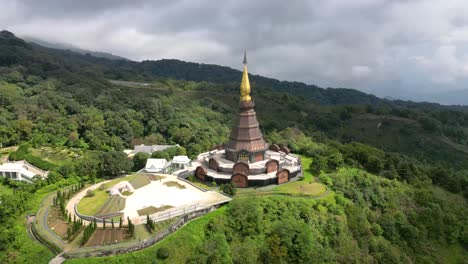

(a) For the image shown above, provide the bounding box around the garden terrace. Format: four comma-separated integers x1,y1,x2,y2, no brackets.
137,205,174,216
94,195,126,218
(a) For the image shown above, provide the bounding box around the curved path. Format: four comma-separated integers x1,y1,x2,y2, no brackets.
65,180,110,227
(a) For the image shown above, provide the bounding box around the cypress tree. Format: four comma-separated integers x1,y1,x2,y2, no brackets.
119,217,122,229
103,218,106,229
111,218,114,229
67,227,72,240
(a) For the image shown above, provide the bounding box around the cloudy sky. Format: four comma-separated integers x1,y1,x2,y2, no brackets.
2,0,468,100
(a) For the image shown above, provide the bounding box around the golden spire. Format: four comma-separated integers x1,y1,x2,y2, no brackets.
240,51,251,102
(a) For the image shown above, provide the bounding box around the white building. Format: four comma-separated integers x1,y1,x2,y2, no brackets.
172,155,191,170
144,158,168,173
0,160,48,183
126,144,180,157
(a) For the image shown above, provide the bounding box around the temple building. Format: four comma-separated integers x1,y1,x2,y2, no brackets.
193,53,302,187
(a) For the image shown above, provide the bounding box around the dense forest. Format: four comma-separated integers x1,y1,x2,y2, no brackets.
0,30,467,263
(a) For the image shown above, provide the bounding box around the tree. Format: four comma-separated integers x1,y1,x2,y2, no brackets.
220,183,237,196
265,220,313,263
132,152,150,171
327,152,344,171
310,156,327,175
100,151,133,177
227,199,263,237
156,247,170,260
366,155,384,175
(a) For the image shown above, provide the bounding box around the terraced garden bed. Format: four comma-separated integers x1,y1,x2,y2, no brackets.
84,228,129,247
47,206,70,239
147,174,166,181
164,181,186,189
94,195,126,218
137,205,174,216
129,174,151,189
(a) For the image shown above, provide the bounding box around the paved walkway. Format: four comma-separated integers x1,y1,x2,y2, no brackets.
65,180,110,227
48,252,65,264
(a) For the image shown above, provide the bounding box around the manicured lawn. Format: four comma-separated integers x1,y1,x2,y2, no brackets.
65,207,226,264
164,181,186,189
274,180,327,196
129,174,151,189
94,195,126,217
101,174,137,189
77,175,137,216
77,188,110,216
137,205,174,216
147,174,166,181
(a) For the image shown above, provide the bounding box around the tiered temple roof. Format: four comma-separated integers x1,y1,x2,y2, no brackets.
225,52,267,161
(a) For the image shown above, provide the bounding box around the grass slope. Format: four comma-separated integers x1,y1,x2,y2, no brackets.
274,181,327,196
77,188,109,216
77,175,137,216
129,174,151,189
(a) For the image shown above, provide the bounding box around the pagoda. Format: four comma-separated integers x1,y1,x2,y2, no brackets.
192,53,302,187
225,52,268,163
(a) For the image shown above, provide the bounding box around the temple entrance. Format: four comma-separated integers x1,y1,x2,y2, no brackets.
239,151,249,162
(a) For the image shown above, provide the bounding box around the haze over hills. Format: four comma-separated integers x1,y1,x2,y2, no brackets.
22,36,130,61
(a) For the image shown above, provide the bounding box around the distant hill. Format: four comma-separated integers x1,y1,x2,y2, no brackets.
2,30,468,169
428,89,468,106
22,35,130,61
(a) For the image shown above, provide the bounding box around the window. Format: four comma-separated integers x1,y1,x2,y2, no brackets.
239,152,249,162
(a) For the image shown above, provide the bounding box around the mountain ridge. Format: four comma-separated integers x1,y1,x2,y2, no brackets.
22,35,130,61
4,30,468,108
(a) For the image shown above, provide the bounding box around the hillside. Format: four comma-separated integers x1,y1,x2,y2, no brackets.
0,30,467,263
1,29,468,179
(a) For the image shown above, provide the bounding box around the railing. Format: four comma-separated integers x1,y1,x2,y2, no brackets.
74,203,106,223
141,199,230,224
177,176,208,192
64,205,221,259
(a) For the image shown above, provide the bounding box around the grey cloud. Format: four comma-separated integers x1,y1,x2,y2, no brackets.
2,0,468,102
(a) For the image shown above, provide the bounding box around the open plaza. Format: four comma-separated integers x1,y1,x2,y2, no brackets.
72,174,230,225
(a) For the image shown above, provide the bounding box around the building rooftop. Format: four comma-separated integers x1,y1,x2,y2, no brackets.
131,144,179,155
0,160,48,180
145,158,168,171
172,155,190,163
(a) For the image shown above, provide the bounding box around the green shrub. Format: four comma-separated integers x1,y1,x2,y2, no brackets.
156,247,170,259
220,183,237,196
25,154,56,170
187,175,196,182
